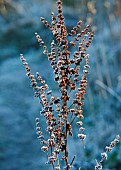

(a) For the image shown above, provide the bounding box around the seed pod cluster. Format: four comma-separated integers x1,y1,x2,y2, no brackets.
95,135,120,170
35,117,44,142
20,54,41,91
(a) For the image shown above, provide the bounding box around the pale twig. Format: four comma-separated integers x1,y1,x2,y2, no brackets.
96,80,121,103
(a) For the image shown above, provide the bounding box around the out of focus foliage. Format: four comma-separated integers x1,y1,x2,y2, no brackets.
0,0,121,170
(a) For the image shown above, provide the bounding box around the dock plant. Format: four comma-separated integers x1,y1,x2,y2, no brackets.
20,0,120,169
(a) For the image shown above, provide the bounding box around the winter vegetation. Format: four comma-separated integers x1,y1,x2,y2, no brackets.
0,0,121,170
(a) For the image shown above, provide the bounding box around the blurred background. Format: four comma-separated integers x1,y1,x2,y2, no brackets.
0,0,121,169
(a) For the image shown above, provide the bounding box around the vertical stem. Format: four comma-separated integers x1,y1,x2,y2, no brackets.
50,132,54,170
52,163,54,170
65,121,68,166
65,54,69,167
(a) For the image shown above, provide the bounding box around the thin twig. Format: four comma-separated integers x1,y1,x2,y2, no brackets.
96,80,121,103
70,155,76,165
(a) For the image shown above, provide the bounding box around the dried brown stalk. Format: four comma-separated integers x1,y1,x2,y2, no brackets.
20,0,119,170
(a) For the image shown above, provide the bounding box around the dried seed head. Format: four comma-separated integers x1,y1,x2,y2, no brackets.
70,41,76,47
64,164,73,170
47,156,57,164
56,0,62,5
51,134,55,139
36,127,41,131
47,90,52,95
114,138,120,144
83,69,89,74
54,166,60,170
76,121,83,126
110,141,116,147
79,127,85,132
84,64,90,68
40,17,45,22
70,109,76,113
78,133,86,140
35,117,39,122
101,152,108,160
105,146,112,152
41,146,48,152
36,131,42,135
38,135,44,141
95,164,102,170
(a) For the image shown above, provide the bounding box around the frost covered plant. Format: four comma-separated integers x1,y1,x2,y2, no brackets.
20,0,120,169
95,135,120,170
